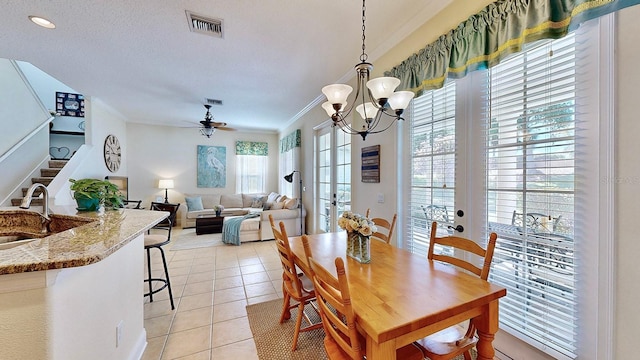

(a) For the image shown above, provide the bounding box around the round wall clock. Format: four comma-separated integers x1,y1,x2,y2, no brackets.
103,134,121,172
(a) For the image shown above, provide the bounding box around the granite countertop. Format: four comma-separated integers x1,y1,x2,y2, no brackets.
0,208,167,275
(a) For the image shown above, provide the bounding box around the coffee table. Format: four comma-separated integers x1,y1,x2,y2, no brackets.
195,215,224,235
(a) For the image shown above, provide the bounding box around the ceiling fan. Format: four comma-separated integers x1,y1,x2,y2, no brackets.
192,104,235,138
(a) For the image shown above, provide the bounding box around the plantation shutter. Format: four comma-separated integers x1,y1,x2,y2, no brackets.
406,81,456,257
484,33,578,359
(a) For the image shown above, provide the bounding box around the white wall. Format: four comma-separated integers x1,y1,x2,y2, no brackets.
126,123,279,208
19,61,86,156
0,236,146,360
614,5,640,359
0,59,52,205
0,59,48,156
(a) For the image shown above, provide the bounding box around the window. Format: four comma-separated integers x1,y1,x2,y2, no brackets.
236,155,267,193
486,33,578,358
406,81,456,257
403,18,610,359
280,149,294,196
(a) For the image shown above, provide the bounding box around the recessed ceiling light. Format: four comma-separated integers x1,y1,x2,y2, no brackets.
29,16,56,29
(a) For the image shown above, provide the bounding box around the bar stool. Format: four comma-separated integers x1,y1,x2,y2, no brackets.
144,203,180,310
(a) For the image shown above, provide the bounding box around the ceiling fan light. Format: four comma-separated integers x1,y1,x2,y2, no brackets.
356,102,377,120
366,77,400,100
388,91,415,110
322,84,353,105
200,127,215,138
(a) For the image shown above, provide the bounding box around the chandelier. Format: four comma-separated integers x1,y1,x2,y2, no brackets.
321,0,414,140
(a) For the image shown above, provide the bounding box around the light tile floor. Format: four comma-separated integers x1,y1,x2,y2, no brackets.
141,229,283,360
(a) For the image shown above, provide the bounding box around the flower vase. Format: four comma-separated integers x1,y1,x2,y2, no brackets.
215,210,221,217
347,231,371,264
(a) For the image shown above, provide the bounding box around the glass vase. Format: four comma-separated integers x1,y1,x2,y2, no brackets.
347,231,371,264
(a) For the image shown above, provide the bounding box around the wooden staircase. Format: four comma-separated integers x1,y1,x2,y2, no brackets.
11,159,68,206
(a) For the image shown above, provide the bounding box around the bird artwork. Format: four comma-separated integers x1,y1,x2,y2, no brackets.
197,145,226,188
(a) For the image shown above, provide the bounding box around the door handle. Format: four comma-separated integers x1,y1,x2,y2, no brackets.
448,225,464,233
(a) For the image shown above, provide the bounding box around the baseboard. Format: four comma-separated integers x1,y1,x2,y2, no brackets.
130,329,147,360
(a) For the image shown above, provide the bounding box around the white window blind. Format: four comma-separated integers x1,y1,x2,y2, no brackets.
485,33,578,359
407,81,456,257
236,155,267,193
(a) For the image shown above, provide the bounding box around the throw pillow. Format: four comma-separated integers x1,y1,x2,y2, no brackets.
185,196,204,211
284,198,297,209
271,202,284,210
251,195,267,208
267,192,280,203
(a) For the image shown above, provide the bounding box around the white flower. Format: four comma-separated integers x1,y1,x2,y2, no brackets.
338,211,376,236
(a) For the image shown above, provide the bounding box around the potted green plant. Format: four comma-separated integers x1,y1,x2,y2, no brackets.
69,178,124,211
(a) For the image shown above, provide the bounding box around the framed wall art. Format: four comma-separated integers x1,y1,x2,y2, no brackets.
197,145,226,188
55,92,85,117
361,145,380,183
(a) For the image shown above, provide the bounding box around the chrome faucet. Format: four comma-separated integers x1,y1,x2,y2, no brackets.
20,183,51,220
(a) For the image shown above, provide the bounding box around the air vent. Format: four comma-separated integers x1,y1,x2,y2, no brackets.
186,11,223,38
205,98,223,106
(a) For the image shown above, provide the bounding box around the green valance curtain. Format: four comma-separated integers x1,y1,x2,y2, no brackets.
235,141,268,156
280,129,301,154
385,0,640,95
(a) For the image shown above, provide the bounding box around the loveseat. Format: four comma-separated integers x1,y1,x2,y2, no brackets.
178,192,304,241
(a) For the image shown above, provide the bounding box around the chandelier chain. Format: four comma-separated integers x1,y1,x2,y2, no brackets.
360,0,367,62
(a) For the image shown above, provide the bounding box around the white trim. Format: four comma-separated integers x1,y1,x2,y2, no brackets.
597,13,616,360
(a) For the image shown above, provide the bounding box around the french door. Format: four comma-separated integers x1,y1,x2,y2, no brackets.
315,125,351,233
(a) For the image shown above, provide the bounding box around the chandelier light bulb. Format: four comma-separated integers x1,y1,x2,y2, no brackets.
366,77,401,100
321,84,353,106
322,101,347,117
388,91,416,110
355,102,377,120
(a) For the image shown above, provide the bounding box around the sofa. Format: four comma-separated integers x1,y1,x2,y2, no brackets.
178,192,304,241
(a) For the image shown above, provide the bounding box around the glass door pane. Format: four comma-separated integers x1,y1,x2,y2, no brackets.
317,129,332,233
315,125,351,233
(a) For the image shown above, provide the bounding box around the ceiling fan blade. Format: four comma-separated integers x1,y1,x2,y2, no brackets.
216,126,236,131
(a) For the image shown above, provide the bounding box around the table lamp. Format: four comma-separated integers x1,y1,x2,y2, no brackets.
158,179,174,203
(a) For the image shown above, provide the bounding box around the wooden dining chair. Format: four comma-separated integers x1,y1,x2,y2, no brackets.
364,209,397,244
414,221,498,360
308,254,424,360
270,214,322,351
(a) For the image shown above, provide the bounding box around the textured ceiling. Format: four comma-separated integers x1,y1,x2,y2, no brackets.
0,1,451,132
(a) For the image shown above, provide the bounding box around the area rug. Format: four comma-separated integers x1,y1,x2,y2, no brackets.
247,298,478,360
247,298,326,360
169,229,223,251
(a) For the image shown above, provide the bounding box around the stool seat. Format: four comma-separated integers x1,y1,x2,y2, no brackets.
144,202,179,311
144,234,170,247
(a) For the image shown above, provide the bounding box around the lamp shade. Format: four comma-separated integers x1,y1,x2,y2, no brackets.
284,171,295,183
200,127,215,138
322,84,353,105
366,77,400,100
158,179,174,189
322,101,347,117
356,102,377,120
388,91,415,110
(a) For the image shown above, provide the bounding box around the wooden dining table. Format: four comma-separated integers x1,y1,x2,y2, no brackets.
288,232,507,360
